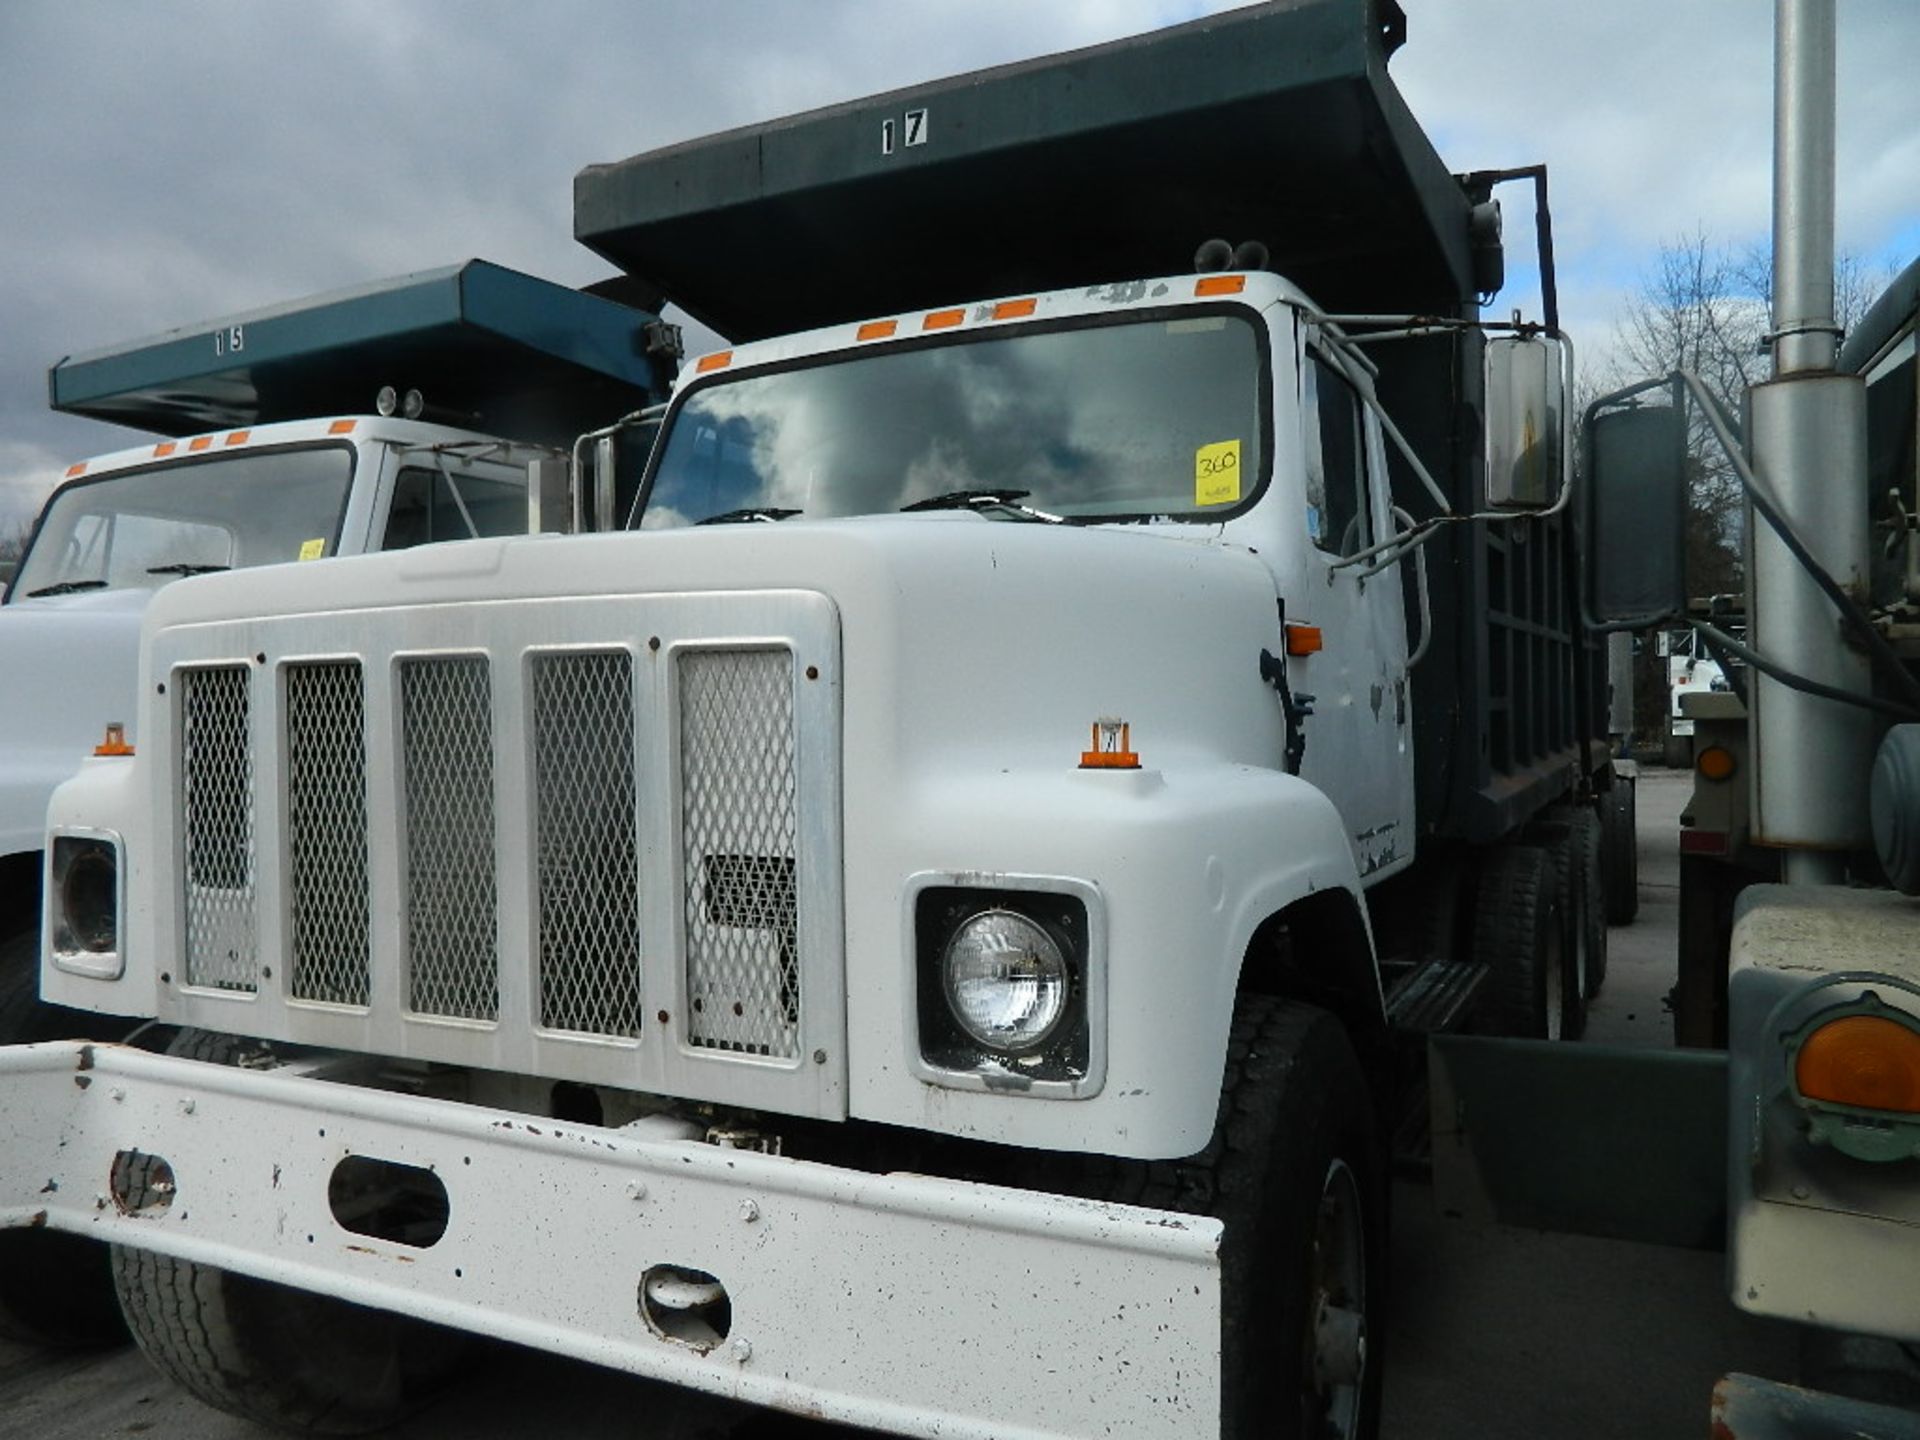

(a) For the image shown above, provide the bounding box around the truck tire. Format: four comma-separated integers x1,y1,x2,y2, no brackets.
1662,725,1692,770
1527,816,1593,1039
0,924,130,1347
1073,995,1385,1438
110,1027,475,1433
1602,780,1639,925
1566,808,1609,1000
1470,845,1564,1040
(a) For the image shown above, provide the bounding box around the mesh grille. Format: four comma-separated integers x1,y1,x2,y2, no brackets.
678,649,800,1057
531,651,641,1037
180,665,258,991
400,656,498,1021
285,661,370,1006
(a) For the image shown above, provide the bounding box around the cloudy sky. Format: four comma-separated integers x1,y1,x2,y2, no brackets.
1,0,1913,532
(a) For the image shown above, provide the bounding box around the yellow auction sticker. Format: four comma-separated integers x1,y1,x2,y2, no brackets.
1195,439,1242,506
298,538,326,561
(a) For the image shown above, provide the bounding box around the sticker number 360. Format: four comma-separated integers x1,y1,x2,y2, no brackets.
1195,439,1242,507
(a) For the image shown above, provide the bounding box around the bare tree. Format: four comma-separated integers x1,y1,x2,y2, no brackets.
1607,232,1754,636
0,516,31,567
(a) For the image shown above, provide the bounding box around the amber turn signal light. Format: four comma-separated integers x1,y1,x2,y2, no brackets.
1795,1013,1920,1114
1696,745,1737,781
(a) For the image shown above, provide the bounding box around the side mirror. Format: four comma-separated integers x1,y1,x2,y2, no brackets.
1484,335,1567,509
1587,402,1687,624
568,407,667,533
528,457,575,535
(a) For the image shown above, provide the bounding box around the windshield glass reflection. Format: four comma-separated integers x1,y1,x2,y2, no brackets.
642,312,1265,528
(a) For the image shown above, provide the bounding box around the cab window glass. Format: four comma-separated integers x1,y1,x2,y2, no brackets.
382,467,525,550
1304,353,1372,558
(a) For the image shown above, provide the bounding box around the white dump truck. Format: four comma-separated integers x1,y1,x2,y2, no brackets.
2,4,1627,1436
0,258,672,1344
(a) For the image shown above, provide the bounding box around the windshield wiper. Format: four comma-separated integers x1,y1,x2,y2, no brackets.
899,488,1063,524
696,507,802,526
24,579,108,598
146,563,230,577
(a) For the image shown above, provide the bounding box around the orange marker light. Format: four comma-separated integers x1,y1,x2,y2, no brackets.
1696,745,1737,782
1079,720,1141,770
856,320,898,342
64,462,87,479
153,442,177,458
226,429,251,447
992,298,1038,321
1796,1013,1920,1113
696,351,734,374
1285,623,1324,657
328,419,358,435
94,722,135,758
188,436,213,452
923,308,965,331
1195,275,1247,297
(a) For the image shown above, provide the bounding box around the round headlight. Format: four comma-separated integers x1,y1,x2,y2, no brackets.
942,910,1069,1053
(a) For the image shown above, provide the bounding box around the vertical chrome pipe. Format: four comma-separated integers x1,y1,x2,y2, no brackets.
1772,0,1839,376
1749,0,1872,860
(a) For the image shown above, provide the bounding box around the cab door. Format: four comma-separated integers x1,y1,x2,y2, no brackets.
1288,336,1414,882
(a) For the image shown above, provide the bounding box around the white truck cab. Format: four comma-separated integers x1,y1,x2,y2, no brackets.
2,415,539,929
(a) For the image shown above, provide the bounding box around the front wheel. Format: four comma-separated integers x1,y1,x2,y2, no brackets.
1214,996,1386,1439
110,1028,475,1432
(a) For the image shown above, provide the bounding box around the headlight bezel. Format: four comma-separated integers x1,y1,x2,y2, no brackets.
909,873,1104,1099
48,828,126,980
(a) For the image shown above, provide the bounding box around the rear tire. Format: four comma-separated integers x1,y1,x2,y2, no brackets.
1662,724,1692,770
0,924,130,1347
1566,808,1609,1000
1527,816,1592,1039
110,1027,475,1433
1470,846,1564,1040
1602,780,1639,925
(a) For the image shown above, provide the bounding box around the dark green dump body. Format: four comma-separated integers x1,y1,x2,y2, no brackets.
575,0,1604,843
575,0,1470,340
50,260,671,448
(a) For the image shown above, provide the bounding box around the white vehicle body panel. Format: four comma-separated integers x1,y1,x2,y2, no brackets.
1,1040,1222,1440
1,417,534,908
47,512,1367,1156
1726,884,1920,1341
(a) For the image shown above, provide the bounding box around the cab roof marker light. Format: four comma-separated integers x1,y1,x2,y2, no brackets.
1195,275,1247,297
153,443,176,458
64,462,86,479
923,308,965,331
695,351,734,374
857,320,898,342
328,419,357,435
225,430,250,447
992,298,1038,321
188,436,213,452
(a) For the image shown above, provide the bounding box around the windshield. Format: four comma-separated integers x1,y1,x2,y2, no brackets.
640,310,1267,528
11,445,354,599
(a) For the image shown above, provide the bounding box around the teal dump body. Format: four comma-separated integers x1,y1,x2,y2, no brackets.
50,259,672,447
